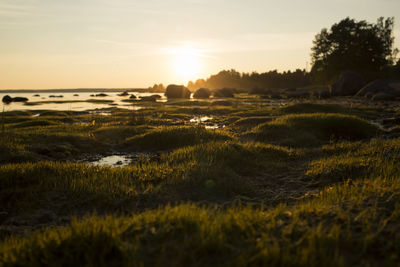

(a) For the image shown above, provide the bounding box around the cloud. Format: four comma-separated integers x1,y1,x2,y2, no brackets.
0,1,36,17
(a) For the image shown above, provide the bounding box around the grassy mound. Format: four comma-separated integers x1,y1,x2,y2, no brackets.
162,141,293,200
248,113,379,147
10,119,61,128
123,126,232,150
306,138,400,185
93,126,149,144
2,173,399,266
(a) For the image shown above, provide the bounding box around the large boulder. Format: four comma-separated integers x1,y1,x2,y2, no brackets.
2,95,28,103
12,97,29,102
193,88,211,98
165,85,191,99
118,91,129,96
139,95,158,102
2,95,12,103
356,80,400,98
213,88,236,98
330,71,365,96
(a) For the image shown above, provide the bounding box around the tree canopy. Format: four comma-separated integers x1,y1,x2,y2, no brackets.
311,17,397,82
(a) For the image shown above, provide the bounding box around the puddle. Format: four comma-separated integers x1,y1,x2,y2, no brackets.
205,124,225,129
31,114,40,117
90,155,131,167
87,153,155,167
190,116,213,123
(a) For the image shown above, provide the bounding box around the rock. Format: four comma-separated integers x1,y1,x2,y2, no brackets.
371,93,394,101
12,97,29,102
73,94,79,96
90,94,95,97
210,100,233,106
95,93,108,97
49,95,63,98
33,94,40,97
150,94,162,99
213,88,236,98
2,95,12,103
139,95,158,102
330,71,365,96
118,91,129,96
356,80,400,98
193,88,211,98
165,84,191,98
2,95,28,103
129,94,137,99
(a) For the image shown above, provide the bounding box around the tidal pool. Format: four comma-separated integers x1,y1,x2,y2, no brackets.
90,155,131,167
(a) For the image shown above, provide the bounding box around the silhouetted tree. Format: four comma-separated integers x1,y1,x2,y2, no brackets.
187,69,310,91
311,17,397,83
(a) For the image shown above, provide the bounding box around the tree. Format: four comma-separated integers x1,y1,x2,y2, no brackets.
311,17,397,82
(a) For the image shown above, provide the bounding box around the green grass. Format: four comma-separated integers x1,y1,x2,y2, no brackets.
2,157,399,266
123,126,233,151
0,99,399,266
247,113,380,147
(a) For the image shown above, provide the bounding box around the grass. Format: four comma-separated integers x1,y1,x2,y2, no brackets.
0,98,399,266
123,126,233,151
1,157,399,266
247,113,380,147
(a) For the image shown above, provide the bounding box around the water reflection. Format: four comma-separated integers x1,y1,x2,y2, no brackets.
0,91,165,112
90,155,131,167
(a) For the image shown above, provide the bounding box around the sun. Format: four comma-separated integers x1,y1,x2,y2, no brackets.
171,46,203,82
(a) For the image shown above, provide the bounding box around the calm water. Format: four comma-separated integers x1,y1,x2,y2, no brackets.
0,91,166,112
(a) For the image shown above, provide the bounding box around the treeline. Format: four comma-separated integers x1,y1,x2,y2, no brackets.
187,69,311,91
185,17,400,92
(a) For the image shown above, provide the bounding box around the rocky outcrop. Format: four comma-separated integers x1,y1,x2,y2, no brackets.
356,80,400,100
330,71,365,96
2,95,29,103
118,91,129,96
193,88,212,98
213,88,236,98
139,95,159,102
165,85,191,99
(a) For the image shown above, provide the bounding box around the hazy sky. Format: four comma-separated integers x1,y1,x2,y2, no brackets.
1,0,400,89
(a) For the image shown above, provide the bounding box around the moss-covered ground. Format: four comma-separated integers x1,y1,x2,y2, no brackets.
1,96,400,266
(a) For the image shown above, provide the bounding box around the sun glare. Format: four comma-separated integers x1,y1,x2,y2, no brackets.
171,46,203,82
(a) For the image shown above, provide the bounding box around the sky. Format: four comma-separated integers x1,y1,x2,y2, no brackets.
1,0,400,89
